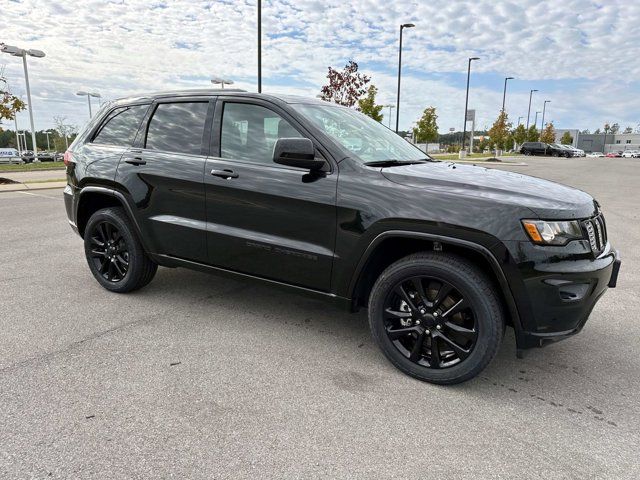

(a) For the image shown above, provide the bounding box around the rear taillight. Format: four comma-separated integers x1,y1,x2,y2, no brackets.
63,150,73,166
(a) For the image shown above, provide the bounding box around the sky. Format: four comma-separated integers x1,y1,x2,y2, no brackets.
1,0,639,134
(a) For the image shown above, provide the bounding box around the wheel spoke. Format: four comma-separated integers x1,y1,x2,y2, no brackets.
116,254,129,267
91,249,107,258
394,284,418,312
409,278,426,303
105,262,114,281
112,260,125,279
98,257,108,274
409,332,426,361
431,282,454,308
437,332,471,360
441,298,468,318
97,224,108,243
444,321,476,337
90,235,105,247
384,307,412,320
430,336,441,368
386,325,420,340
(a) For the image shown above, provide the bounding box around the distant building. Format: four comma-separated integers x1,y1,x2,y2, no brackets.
553,130,640,153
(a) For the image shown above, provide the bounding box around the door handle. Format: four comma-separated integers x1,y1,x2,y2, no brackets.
210,169,238,179
124,157,146,166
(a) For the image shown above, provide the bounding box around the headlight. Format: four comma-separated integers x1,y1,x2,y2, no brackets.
521,219,584,246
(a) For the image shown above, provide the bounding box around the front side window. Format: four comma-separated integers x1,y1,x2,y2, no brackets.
145,102,209,155
291,103,427,163
92,105,148,146
220,103,303,164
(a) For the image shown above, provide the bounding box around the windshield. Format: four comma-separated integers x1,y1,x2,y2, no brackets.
292,103,430,163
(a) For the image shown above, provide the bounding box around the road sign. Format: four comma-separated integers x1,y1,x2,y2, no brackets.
466,109,476,122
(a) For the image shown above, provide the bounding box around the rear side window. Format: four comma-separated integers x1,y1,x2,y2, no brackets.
145,102,209,155
92,105,148,146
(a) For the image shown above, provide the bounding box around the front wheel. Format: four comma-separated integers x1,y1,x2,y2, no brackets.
84,207,157,293
368,253,504,384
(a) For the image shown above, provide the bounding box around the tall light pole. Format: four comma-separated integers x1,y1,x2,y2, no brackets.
526,89,538,129
517,116,524,126
257,0,262,93
76,91,101,117
211,77,234,89
45,130,53,151
1,43,45,161
383,104,395,128
462,56,479,152
502,76,514,113
540,100,550,139
533,111,541,131
395,23,415,133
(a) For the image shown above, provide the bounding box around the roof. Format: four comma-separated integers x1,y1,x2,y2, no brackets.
112,89,328,106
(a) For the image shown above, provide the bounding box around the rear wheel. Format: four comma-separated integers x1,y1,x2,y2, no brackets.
368,253,504,384
523,150,531,156
84,207,157,293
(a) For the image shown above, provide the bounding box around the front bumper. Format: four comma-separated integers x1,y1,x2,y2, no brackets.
505,241,620,349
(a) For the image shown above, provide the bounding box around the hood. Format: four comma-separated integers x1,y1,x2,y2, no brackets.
381,162,596,219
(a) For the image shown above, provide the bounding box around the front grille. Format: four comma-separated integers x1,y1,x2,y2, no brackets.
582,213,607,255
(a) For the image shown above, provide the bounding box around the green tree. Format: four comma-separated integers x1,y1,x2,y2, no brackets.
413,106,439,143
559,131,573,144
540,123,556,144
357,85,383,122
0,78,26,131
487,111,512,150
319,60,370,107
526,125,539,142
512,124,527,146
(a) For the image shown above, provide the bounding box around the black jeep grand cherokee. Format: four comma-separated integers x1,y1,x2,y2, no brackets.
63,90,620,384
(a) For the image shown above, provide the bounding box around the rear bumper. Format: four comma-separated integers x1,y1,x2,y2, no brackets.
63,184,80,235
505,242,620,350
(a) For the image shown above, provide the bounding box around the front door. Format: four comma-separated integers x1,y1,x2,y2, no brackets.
116,98,212,262
204,98,337,291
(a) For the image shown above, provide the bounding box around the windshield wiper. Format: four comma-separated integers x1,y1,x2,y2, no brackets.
363,159,431,167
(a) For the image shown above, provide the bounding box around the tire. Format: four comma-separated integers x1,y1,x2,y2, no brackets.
368,252,504,385
552,152,559,157
523,150,531,156
84,207,157,293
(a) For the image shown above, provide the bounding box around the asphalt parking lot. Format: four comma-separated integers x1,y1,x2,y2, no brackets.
1,157,639,479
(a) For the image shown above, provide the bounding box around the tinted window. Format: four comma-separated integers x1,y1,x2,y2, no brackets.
220,103,303,164
92,105,148,146
145,102,209,155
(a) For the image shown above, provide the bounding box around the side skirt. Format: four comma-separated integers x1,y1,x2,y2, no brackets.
150,253,352,310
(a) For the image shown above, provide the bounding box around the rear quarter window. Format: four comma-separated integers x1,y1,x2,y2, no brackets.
92,105,149,146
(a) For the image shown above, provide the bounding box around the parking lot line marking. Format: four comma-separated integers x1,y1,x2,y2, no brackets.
16,191,60,199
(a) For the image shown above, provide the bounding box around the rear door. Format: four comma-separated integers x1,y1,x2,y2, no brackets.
116,97,212,262
203,97,337,291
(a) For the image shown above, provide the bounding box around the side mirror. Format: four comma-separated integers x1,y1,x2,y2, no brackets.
273,138,326,171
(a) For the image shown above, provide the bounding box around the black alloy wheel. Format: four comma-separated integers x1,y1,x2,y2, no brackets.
383,276,477,369
368,253,504,384
88,221,130,282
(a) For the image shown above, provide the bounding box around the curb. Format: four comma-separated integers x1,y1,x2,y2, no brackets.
0,181,67,193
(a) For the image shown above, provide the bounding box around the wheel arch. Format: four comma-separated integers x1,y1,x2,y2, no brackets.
76,186,150,253
349,231,523,338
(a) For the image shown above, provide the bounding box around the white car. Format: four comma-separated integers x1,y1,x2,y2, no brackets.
565,146,585,157
0,148,23,164
586,152,605,157
621,150,639,158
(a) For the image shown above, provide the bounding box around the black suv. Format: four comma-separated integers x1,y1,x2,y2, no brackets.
63,90,620,384
520,142,572,157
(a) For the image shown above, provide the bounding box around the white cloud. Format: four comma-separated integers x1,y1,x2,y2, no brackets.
1,0,639,132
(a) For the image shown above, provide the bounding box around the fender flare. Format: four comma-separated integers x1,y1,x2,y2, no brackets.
348,230,525,344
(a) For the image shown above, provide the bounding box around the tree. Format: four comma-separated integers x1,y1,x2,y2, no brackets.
512,124,527,147
609,123,620,134
413,106,439,143
357,85,383,122
319,60,370,107
0,77,26,130
487,111,512,150
526,125,539,142
53,116,78,151
593,128,601,134
559,131,573,144
580,129,591,134
541,123,556,144
623,126,633,134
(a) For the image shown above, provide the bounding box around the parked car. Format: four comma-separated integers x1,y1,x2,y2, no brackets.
586,152,605,157
519,142,570,156
63,90,620,385
605,152,622,158
0,148,23,164
621,150,639,158
548,144,574,157
566,146,585,157
21,150,35,163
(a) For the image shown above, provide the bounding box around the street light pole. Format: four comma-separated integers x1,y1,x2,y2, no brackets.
76,91,101,117
395,23,415,133
462,56,479,152
540,100,550,139
382,104,395,128
502,76,514,112
534,111,541,131
526,89,538,129
517,116,524,126
211,77,234,89
257,0,262,93
45,130,51,151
